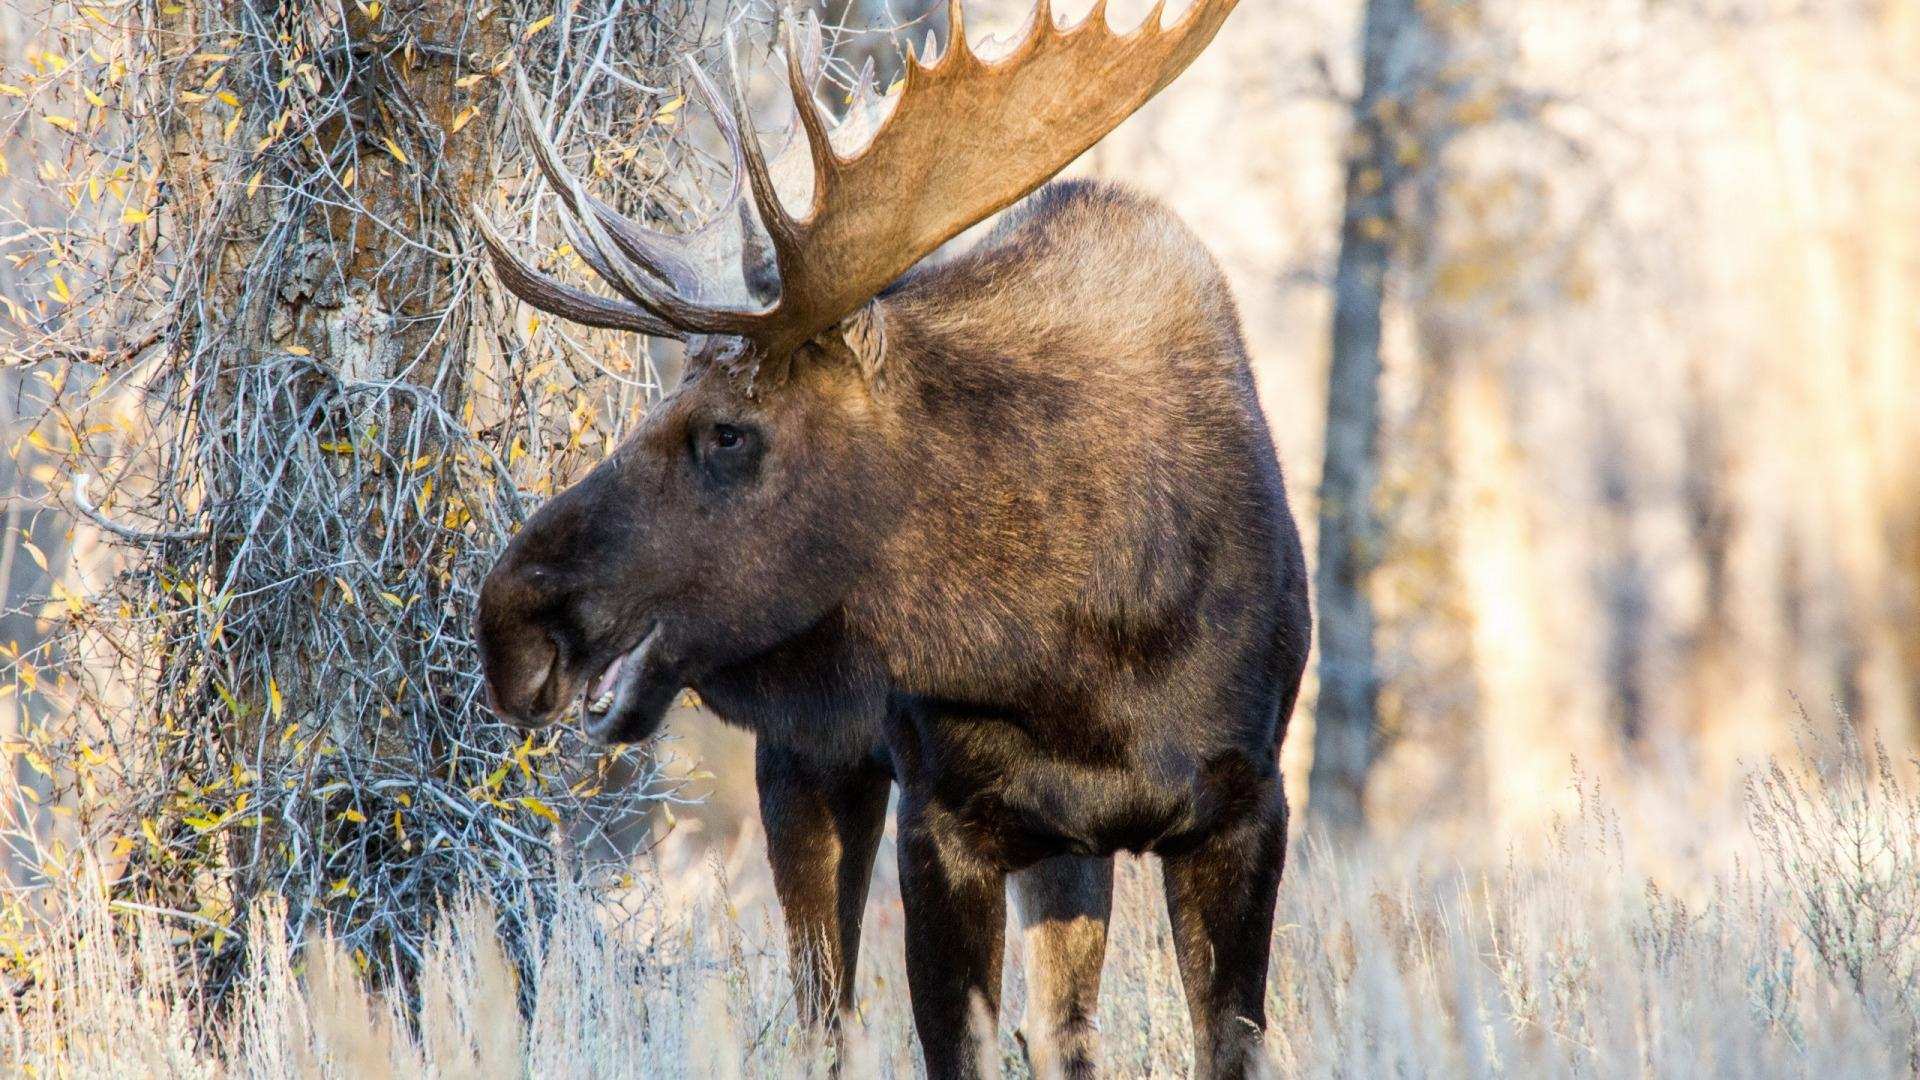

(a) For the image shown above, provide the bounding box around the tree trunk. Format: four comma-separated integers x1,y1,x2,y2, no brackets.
7,0,709,992
1307,0,1418,837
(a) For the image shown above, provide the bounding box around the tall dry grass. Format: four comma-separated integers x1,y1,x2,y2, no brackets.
5,720,1917,1077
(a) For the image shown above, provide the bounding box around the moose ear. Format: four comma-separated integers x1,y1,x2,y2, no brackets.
811,301,887,384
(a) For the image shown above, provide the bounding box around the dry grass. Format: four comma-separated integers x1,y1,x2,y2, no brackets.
4,721,1917,1078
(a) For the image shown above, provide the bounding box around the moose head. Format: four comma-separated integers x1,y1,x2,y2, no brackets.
475,0,1238,742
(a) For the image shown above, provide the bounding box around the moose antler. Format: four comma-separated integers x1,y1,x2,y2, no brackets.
475,0,1239,358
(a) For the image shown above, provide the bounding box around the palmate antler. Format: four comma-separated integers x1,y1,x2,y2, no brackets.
475,0,1240,359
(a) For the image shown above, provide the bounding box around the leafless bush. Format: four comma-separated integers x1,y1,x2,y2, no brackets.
0,0,784,1003
1745,708,1920,1065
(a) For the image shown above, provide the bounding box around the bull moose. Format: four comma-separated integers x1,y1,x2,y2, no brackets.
473,0,1309,1075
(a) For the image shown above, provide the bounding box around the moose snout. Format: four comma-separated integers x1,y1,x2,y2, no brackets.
475,561,569,727
477,625,565,727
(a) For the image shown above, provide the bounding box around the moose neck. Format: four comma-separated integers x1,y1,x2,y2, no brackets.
838,281,1115,701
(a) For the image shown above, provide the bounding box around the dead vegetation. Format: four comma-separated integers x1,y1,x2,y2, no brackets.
1,728,1915,1077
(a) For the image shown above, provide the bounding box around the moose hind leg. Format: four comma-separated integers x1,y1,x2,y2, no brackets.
899,794,1008,1080
1011,854,1114,1079
1160,779,1288,1079
756,742,892,1035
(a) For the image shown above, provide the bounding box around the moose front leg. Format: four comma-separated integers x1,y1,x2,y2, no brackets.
1160,778,1289,1079
755,742,892,1035
1011,855,1114,1079
899,794,1008,1080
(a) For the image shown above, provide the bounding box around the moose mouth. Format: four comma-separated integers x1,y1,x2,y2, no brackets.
577,623,681,744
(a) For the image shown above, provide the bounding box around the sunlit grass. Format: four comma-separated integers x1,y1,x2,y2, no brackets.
6,727,1917,1077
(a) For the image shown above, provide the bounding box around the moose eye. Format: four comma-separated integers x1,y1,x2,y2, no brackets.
694,421,762,487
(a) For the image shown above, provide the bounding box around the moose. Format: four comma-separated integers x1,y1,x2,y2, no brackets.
474,0,1309,1074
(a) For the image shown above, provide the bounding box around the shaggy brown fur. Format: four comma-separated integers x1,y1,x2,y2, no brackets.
478,180,1310,1078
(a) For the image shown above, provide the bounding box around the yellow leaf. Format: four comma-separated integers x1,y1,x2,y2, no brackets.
268,678,283,719
450,106,477,134
285,345,310,356
213,681,247,718
519,797,560,824
338,808,367,824
0,83,24,97
21,541,46,572
454,73,486,89
50,581,85,617
523,14,555,38
246,170,263,198
383,137,408,164
656,95,685,116
122,207,149,224
45,115,77,133
216,90,240,107
49,275,69,303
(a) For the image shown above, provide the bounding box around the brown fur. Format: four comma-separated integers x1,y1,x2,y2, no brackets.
478,180,1309,1078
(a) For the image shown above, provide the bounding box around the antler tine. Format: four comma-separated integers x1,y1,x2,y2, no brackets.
508,66,774,334
724,30,802,259
783,10,838,216
545,58,750,290
681,56,749,237
507,69,700,302
469,209,678,336
946,0,967,59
